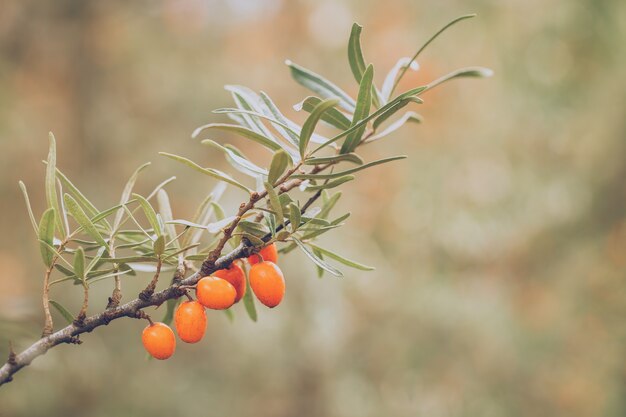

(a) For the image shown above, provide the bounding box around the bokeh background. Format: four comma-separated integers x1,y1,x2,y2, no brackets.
1,0,625,416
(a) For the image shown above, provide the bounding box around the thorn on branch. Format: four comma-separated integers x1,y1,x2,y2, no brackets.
106,288,122,309
8,342,17,366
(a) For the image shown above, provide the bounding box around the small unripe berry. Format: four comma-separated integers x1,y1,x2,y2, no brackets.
248,243,278,265
142,322,176,360
213,262,246,303
249,261,285,308
174,300,207,343
196,276,236,310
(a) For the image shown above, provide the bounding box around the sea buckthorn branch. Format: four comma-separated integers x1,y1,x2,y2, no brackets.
2,15,491,386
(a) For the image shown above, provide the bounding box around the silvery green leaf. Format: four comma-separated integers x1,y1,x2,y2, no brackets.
64,194,109,250
238,220,270,237
38,208,56,267
73,247,86,281
112,162,151,232
311,86,426,153
258,91,301,147
191,123,281,153
372,96,423,131
387,14,477,98
292,237,342,277
304,153,363,166
294,96,352,130
18,181,38,235
45,133,65,237
50,300,74,324
160,152,252,194
264,182,284,226
425,66,494,90
153,235,166,256
368,112,423,142
299,98,340,158
132,194,162,237
243,273,257,322
381,57,419,102
157,189,179,249
347,23,381,108
202,139,268,177
341,64,374,154
293,156,407,180
288,203,301,233
286,60,356,112
267,150,290,185
308,243,375,271
225,85,277,140
306,175,355,191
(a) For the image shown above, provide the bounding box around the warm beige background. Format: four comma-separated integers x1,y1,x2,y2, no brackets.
1,0,625,416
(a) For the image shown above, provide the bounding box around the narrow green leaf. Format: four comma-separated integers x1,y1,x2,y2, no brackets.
38,208,56,267
153,235,166,256
157,189,179,249
264,182,284,226
309,243,375,271
348,23,367,84
50,300,75,324
341,64,374,154
293,156,407,180
18,181,39,235
292,237,343,277
238,220,270,237
381,57,419,102
225,85,278,141
313,248,325,278
132,193,162,236
306,175,355,191
304,153,363,166
288,203,301,233
424,66,494,90
112,162,151,232
243,272,258,322
73,247,86,280
191,123,281,153
162,298,182,326
45,133,65,237
286,60,356,112
64,194,109,250
372,96,422,131
368,112,422,142
202,139,268,177
312,86,427,153
268,150,289,185
347,23,381,108
294,96,352,130
300,99,340,157
222,308,235,323
258,91,302,147
389,13,477,97
160,152,252,194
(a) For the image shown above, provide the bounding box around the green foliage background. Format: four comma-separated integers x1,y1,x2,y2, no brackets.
0,0,625,416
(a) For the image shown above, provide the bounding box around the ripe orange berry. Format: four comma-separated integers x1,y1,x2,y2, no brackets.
142,322,176,360
248,243,278,265
196,276,236,310
214,262,246,303
249,261,285,308
174,300,207,343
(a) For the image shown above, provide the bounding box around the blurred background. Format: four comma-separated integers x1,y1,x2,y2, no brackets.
1,0,625,416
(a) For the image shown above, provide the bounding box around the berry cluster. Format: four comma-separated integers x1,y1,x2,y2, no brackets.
141,244,284,360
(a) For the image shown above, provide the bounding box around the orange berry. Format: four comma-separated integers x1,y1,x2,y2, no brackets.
249,261,285,308
248,243,278,265
214,262,246,303
196,276,236,310
142,322,176,360
174,300,207,343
